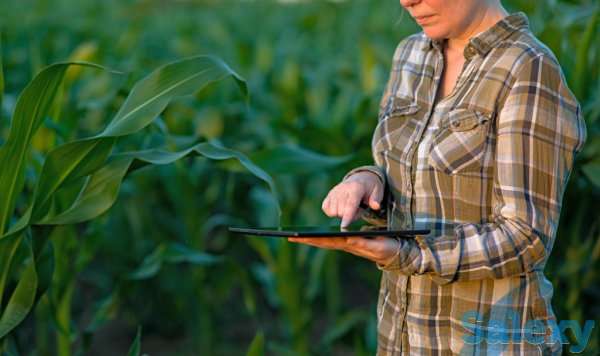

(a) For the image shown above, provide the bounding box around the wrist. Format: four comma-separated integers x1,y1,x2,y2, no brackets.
375,237,402,267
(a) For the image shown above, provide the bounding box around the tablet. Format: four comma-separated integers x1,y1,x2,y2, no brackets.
228,225,430,238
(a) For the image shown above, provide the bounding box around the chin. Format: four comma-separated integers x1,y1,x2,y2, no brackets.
421,26,449,41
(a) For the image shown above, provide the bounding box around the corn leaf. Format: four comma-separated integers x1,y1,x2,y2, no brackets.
249,143,353,175
582,162,600,187
38,141,280,225
573,9,598,98
0,55,252,339
128,242,221,280
246,331,265,356
0,234,23,306
0,62,106,235
0,234,37,338
126,327,142,356
100,55,246,137
0,35,4,111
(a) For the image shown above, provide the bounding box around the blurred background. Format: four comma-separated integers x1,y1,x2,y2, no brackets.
0,0,598,354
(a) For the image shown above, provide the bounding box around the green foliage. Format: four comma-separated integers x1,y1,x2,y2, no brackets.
0,55,261,343
246,331,265,356
0,0,598,355
0,35,4,112
126,327,142,356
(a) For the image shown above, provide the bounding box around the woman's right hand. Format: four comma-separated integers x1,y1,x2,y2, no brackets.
322,171,384,227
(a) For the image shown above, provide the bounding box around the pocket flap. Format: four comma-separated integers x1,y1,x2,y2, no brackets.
379,96,419,121
428,109,492,175
373,97,420,156
389,99,420,117
447,109,490,132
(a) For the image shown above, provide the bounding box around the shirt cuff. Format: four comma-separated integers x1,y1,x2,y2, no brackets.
376,233,459,285
375,236,422,272
343,165,386,185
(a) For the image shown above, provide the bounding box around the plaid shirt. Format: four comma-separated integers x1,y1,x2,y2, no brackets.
346,12,587,355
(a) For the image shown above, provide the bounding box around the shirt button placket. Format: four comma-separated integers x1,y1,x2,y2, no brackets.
397,276,409,353
404,166,413,229
399,49,443,353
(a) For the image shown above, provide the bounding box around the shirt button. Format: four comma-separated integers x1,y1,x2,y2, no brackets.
465,46,476,58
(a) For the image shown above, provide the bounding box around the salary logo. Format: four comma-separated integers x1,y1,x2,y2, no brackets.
461,310,595,353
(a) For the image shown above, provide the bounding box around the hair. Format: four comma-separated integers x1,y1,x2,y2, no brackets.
395,5,409,27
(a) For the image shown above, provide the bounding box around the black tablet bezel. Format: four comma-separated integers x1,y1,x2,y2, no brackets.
228,226,430,238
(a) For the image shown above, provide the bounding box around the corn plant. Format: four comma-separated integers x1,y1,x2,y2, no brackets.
0,54,284,352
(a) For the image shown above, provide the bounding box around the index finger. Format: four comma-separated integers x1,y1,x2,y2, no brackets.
341,196,360,228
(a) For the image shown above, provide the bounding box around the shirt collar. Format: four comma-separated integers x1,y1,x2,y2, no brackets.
428,12,530,60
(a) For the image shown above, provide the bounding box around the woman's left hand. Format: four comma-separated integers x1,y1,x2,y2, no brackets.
287,236,399,266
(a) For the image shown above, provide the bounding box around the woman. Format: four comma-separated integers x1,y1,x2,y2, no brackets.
288,0,587,354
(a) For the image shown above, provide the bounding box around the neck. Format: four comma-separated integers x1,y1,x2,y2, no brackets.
446,4,509,53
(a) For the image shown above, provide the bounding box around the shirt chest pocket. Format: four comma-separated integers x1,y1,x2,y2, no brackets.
428,108,493,176
372,97,421,164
